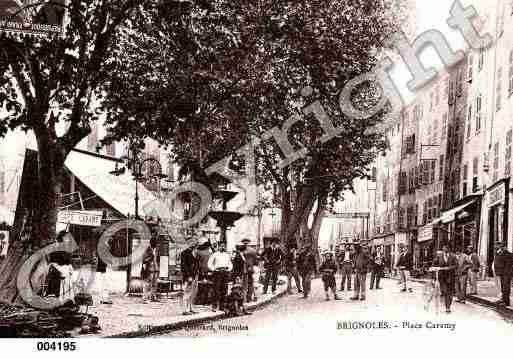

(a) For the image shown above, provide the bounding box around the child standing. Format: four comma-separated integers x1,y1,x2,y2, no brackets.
319,251,340,301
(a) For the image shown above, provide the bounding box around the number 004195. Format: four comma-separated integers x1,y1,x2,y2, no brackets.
36,342,77,351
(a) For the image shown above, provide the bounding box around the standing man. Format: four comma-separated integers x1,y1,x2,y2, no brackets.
455,247,472,304
493,241,513,307
242,238,258,302
468,245,480,295
180,238,199,315
339,244,354,291
285,243,302,294
396,244,413,292
319,251,340,300
262,239,284,295
207,241,233,312
141,237,159,303
431,245,457,313
370,246,385,290
297,243,317,299
351,244,371,301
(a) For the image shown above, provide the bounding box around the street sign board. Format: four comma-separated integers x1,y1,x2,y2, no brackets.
324,212,370,219
57,210,103,227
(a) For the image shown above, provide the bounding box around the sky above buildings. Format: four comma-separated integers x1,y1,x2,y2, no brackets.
0,0,488,247
318,0,477,247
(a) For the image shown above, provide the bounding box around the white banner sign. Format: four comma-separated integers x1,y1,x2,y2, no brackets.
420,145,439,160
0,231,8,256
418,224,433,243
57,210,103,227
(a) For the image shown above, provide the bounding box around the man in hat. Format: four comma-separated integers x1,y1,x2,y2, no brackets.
396,244,413,293
285,242,303,295
242,238,258,302
467,245,480,295
297,243,317,298
181,237,200,315
338,244,354,291
351,243,371,301
493,241,513,307
208,241,233,312
141,236,160,303
262,239,284,294
319,251,340,300
455,247,472,303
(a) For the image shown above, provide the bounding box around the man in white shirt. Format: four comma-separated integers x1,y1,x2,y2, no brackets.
208,242,233,311
339,245,354,291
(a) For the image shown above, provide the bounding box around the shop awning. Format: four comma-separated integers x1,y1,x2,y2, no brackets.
439,200,476,224
64,150,171,220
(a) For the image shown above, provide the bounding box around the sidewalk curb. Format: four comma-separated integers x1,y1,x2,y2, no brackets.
387,276,513,316
103,286,288,338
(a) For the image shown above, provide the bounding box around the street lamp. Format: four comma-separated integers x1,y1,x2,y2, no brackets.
110,147,165,220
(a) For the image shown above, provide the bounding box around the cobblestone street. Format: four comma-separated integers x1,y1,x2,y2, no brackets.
156,277,513,338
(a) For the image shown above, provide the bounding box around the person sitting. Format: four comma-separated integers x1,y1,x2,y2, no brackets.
319,251,340,301
224,278,252,317
46,231,75,302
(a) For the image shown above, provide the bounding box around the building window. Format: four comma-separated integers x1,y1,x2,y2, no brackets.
433,119,439,144
439,154,444,181
448,80,455,105
496,67,503,112
498,5,505,37
462,163,469,197
475,95,482,132
472,157,479,193
468,54,473,82
430,160,436,184
506,129,512,177
167,158,175,181
509,50,513,96
399,172,407,195
430,92,434,111
422,202,428,225
442,113,448,139
457,69,463,96
493,142,500,183
0,169,4,197
478,49,484,71
466,105,472,139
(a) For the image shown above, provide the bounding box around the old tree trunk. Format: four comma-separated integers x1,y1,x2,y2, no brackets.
0,128,67,303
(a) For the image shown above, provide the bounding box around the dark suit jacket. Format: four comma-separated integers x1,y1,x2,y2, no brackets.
494,250,513,277
232,252,246,278
432,254,457,286
354,252,371,273
244,247,258,273
396,252,413,270
180,247,199,279
297,251,316,275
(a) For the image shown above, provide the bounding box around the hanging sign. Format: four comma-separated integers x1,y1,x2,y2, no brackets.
57,210,103,227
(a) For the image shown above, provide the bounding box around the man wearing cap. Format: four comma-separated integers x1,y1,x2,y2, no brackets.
467,245,480,295
493,241,513,307
208,241,233,311
396,244,413,293
351,244,371,301
285,243,303,295
262,239,284,294
242,238,258,302
297,243,317,298
180,238,199,315
339,244,354,292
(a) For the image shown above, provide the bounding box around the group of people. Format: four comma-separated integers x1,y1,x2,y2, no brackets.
179,237,258,316
426,241,512,313
284,241,387,301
